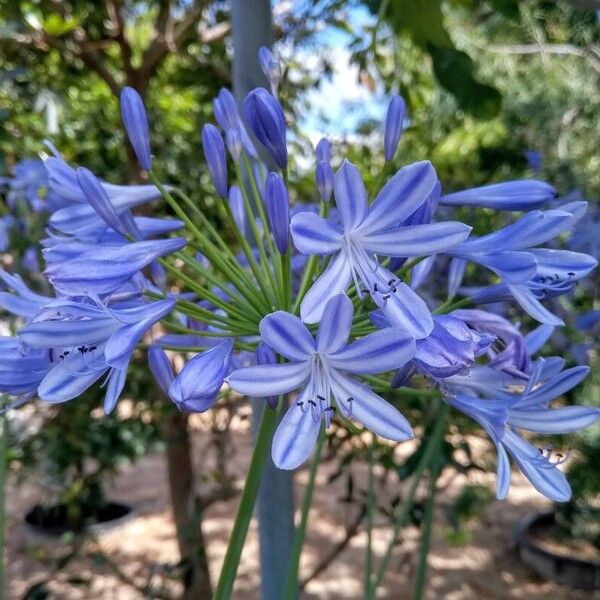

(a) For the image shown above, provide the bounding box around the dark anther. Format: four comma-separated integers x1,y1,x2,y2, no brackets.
88,346,97,352
388,278,396,286
63,350,70,356
296,401,304,407
77,345,87,354
325,406,336,413
373,283,379,293
316,395,326,401
307,399,317,407
538,447,544,454
567,272,575,277
360,288,371,295
347,397,354,403
382,294,391,300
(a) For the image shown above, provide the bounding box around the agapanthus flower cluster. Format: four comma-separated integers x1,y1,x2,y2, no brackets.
1,48,598,504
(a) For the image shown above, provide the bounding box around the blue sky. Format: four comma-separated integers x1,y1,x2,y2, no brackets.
279,3,387,143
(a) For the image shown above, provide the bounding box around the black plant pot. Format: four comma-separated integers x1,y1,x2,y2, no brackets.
515,510,600,591
24,501,134,540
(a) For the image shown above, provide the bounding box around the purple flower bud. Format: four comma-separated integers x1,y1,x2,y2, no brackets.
316,161,334,203
23,246,40,274
258,46,282,94
256,342,278,409
315,138,332,164
265,172,290,254
202,124,228,199
213,88,239,131
150,260,167,290
120,87,152,171
148,345,174,395
76,167,129,237
523,150,543,173
243,88,287,169
168,340,233,412
384,95,406,162
228,185,247,234
225,128,242,162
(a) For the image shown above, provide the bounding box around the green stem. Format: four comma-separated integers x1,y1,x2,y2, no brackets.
367,403,448,598
413,443,443,600
233,162,280,306
213,405,278,600
282,426,326,600
364,435,375,596
171,188,233,255
0,398,8,597
434,296,472,314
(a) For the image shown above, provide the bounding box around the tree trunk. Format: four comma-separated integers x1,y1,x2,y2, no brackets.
160,409,212,599
232,3,297,598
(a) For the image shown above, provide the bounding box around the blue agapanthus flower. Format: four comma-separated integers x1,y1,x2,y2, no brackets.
228,293,417,469
290,160,471,337
446,359,599,501
13,291,175,412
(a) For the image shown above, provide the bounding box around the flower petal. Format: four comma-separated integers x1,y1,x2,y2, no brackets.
474,251,538,283
45,238,186,296
524,324,554,355
329,371,414,441
105,299,175,370
509,406,600,434
148,345,174,395
272,394,321,469
379,280,434,339
104,367,127,414
508,283,564,326
316,293,354,354
358,161,438,235
448,257,467,298
290,211,342,255
38,358,107,404
440,180,555,211
502,430,571,502
300,252,352,324
227,361,310,397
495,443,511,500
529,248,597,281
260,311,315,361
516,366,590,408
361,221,471,257
327,328,415,374
333,161,368,232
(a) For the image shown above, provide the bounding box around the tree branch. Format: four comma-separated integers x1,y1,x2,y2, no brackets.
105,0,135,82
488,43,600,73
299,504,367,590
139,1,208,83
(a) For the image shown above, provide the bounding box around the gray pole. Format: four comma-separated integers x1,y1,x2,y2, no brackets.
231,2,297,599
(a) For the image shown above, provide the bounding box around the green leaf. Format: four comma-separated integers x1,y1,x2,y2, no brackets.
385,0,451,47
428,43,502,119
383,0,502,118
486,0,520,19
42,14,79,37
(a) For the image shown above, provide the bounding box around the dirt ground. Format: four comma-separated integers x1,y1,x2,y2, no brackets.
6,415,599,600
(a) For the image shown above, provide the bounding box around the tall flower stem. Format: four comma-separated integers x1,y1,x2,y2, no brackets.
367,403,448,598
413,442,443,600
0,399,8,598
364,435,376,595
213,404,278,600
282,425,326,600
